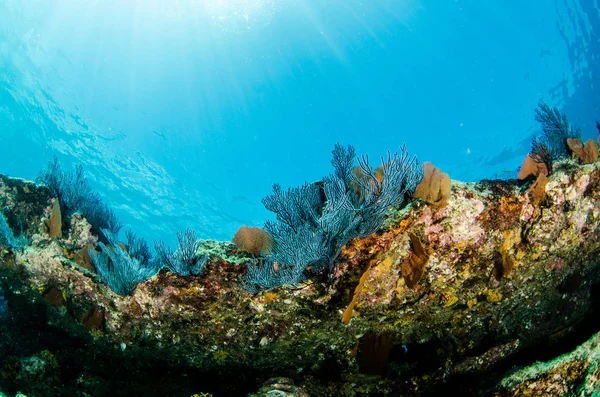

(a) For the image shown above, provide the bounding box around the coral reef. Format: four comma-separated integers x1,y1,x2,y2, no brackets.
1,152,600,395
249,143,421,291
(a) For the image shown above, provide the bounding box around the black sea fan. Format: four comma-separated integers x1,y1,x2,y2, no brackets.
89,230,159,295
36,157,122,236
530,136,553,175
154,229,208,277
534,101,580,158
242,143,421,292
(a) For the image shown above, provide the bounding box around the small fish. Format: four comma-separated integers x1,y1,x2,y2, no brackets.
152,130,167,140
494,169,514,179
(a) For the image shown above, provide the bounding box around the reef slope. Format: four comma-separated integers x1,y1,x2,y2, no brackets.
1,160,600,396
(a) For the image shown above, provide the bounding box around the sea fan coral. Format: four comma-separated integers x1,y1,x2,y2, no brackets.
89,229,159,295
155,229,208,276
37,157,122,237
530,137,554,175
534,101,580,158
243,143,421,291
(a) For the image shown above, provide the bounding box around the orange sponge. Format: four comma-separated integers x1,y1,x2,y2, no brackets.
413,162,451,207
232,226,273,256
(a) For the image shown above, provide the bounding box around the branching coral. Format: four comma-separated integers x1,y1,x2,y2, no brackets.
36,157,122,237
155,229,208,277
89,229,159,295
534,101,580,158
530,136,554,175
242,143,421,292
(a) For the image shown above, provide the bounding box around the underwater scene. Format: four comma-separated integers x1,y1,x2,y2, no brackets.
1,0,600,396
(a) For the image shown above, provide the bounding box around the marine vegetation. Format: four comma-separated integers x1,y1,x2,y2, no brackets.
89,229,159,295
124,228,152,265
534,101,581,158
0,212,19,249
36,157,122,237
521,101,586,178
529,136,555,175
154,228,208,277
241,143,421,292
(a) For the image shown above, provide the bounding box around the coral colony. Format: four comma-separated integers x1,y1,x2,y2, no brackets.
1,102,600,395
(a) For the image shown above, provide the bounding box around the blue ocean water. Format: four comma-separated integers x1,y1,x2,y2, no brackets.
0,0,598,245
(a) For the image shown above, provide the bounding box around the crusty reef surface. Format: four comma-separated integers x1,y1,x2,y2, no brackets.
1,160,599,396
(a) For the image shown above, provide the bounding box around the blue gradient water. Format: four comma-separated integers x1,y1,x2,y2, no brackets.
1,0,598,245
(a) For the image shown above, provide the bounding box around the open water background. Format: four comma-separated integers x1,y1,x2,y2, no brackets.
0,0,599,244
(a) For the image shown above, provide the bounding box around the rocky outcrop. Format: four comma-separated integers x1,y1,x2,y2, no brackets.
1,159,600,396
494,331,600,396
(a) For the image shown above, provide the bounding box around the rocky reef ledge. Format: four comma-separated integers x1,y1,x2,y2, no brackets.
1,159,600,396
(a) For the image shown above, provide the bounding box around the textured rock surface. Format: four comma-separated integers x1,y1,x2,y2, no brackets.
493,331,600,396
1,159,600,396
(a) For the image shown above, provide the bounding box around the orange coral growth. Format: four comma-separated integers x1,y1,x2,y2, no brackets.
567,138,598,164
413,162,451,207
342,263,373,324
232,226,273,255
567,138,585,159
401,232,430,289
74,243,95,271
45,199,62,238
529,173,548,204
584,139,599,163
517,155,548,180
263,292,279,304
43,287,65,307
82,306,105,331
528,173,549,218
494,230,520,280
